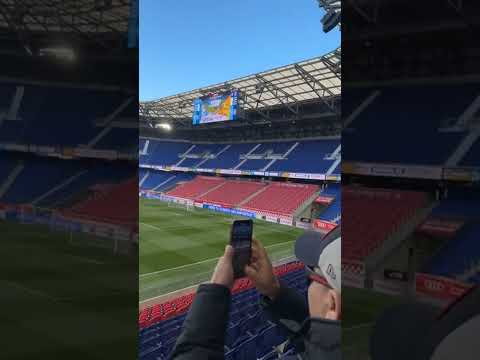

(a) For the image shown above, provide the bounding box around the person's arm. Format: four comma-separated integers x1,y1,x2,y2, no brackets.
170,284,230,360
245,238,309,333
170,245,235,360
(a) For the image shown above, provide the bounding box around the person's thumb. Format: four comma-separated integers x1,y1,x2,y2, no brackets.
224,244,234,261
244,264,257,279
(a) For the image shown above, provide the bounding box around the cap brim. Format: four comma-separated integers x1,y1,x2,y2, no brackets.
294,226,340,268
370,303,439,360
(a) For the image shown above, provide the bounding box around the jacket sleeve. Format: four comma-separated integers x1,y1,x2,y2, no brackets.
260,283,309,334
170,283,230,360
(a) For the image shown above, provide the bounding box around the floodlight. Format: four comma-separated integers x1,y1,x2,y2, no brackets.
321,9,341,33
155,123,172,131
38,46,76,61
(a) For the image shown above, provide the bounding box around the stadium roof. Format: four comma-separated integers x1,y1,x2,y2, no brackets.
0,0,133,53
0,0,130,33
140,47,341,126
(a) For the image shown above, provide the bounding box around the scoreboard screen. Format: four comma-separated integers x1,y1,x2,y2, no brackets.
192,90,239,125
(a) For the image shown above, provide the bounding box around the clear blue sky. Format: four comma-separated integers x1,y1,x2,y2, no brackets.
140,0,340,101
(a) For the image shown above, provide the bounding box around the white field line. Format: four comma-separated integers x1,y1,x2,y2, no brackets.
139,255,297,307
139,240,295,279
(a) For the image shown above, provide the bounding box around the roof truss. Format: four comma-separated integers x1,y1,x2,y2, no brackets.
140,47,341,126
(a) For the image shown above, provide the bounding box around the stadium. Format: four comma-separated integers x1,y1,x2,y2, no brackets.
138,4,341,358
342,0,480,358
0,1,138,359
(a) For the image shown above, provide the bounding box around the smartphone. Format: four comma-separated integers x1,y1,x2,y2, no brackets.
230,219,253,279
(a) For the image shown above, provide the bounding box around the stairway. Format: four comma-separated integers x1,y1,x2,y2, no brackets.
195,181,226,199
237,184,269,207
32,171,88,205
0,162,25,199
152,175,177,191
234,144,261,170
366,201,438,273
344,90,380,128
139,171,150,187
445,126,480,166
293,190,321,218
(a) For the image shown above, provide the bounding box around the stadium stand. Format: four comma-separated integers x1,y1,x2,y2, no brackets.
342,187,429,261
429,190,480,220
140,138,340,174
162,176,319,217
317,183,341,223
343,84,480,166
62,177,137,225
141,171,195,192
420,189,480,283
242,182,319,217
196,180,267,207
139,262,306,360
0,84,136,150
166,176,226,199
1,159,80,204
424,223,480,284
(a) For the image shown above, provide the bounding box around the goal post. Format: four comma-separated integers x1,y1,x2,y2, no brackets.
166,199,195,212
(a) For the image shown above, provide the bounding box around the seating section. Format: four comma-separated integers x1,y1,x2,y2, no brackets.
62,178,137,225
2,160,80,204
140,172,195,193
163,176,318,216
269,140,339,173
202,143,260,169
0,154,18,184
141,141,191,166
197,180,266,207
140,138,340,174
342,187,428,261
242,182,319,216
425,224,480,284
343,84,480,165
318,183,341,223
0,84,136,150
36,163,132,208
139,262,306,360
460,138,480,167
0,153,133,208
429,190,480,220
166,176,225,199
141,171,176,191
422,189,480,284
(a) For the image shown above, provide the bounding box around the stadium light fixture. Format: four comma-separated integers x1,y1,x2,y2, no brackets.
155,123,172,131
318,0,341,33
38,46,76,62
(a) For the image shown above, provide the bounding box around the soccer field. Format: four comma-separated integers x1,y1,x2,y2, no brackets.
0,220,137,360
139,198,303,302
343,287,404,360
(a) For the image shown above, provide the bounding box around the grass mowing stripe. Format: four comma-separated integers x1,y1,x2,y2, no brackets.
139,198,302,300
140,240,295,278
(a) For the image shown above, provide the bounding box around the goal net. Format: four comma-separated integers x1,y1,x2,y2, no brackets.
167,200,195,212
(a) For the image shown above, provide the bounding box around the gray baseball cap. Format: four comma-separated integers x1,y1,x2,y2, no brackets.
294,225,341,292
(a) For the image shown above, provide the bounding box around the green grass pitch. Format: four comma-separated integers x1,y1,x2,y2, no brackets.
0,220,137,360
139,198,401,359
139,198,303,301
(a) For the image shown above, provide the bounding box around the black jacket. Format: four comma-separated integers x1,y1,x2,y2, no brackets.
170,284,230,360
170,283,341,360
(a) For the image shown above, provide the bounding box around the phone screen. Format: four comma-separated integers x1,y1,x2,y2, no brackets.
230,220,253,278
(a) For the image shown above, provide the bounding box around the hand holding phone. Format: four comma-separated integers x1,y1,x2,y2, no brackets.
230,220,253,279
